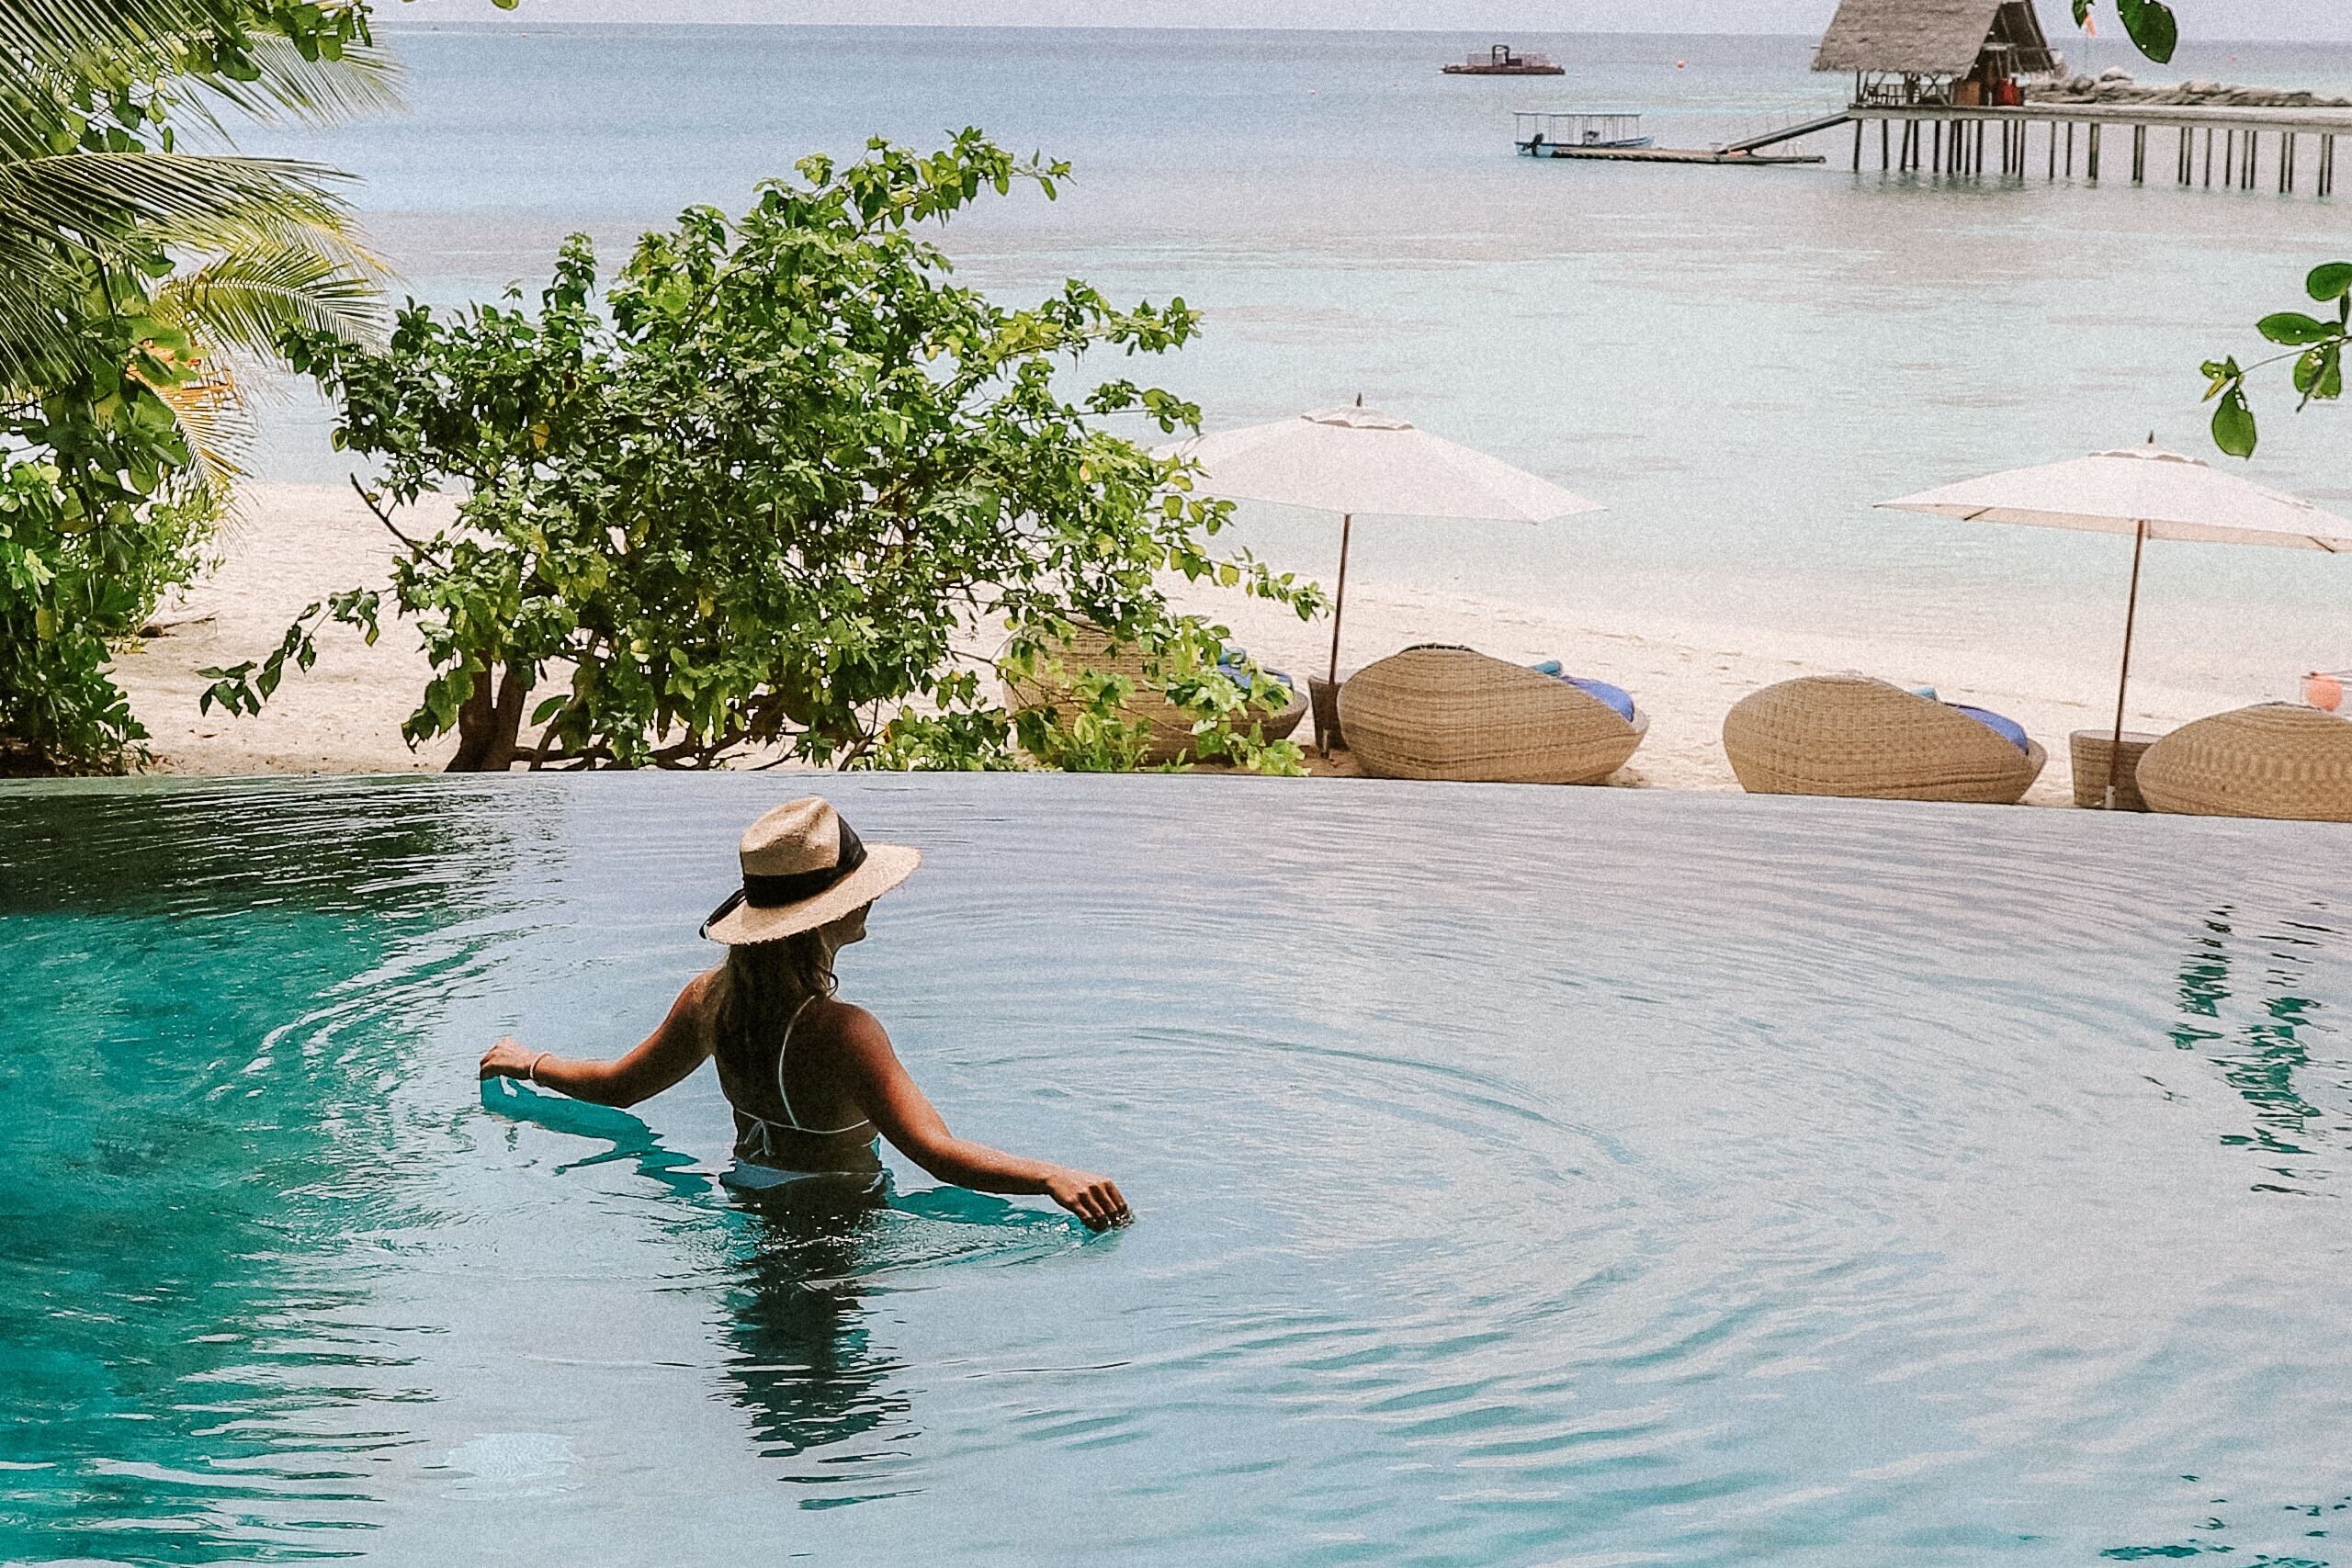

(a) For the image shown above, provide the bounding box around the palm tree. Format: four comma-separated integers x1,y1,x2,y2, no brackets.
0,0,394,499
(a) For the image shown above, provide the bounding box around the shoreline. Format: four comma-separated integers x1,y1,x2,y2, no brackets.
107,481,2266,804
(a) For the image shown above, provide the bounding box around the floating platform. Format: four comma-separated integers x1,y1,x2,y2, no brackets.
1519,143,1827,165
1445,44,1562,75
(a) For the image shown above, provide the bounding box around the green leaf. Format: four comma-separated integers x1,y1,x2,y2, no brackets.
2299,345,2346,403
2211,386,2257,458
2114,0,2177,62
2305,262,2352,302
2257,311,2336,345
2294,347,2328,396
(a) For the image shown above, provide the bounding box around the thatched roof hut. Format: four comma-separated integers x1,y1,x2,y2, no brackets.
1813,0,2058,80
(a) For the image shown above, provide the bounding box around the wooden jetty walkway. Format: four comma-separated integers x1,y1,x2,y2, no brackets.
1514,110,1827,168
1527,143,1826,166
1847,101,2352,193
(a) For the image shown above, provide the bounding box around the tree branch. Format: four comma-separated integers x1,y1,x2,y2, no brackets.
347,472,437,559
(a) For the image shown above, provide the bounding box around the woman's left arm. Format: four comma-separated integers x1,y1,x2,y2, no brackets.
480,974,716,1109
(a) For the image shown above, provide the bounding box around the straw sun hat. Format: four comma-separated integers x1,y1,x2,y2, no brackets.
700,797,921,946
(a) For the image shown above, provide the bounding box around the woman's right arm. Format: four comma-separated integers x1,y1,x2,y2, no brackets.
479,973,715,1109
830,1005,1130,1231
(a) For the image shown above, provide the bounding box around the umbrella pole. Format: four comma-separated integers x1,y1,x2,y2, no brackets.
1319,515,1353,756
2106,519,2148,808
1326,514,1363,686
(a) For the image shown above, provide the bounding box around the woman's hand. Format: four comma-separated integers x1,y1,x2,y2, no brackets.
480,1037,540,1082
1046,1168,1132,1231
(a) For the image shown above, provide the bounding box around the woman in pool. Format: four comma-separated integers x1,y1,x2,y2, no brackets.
479,796,1131,1231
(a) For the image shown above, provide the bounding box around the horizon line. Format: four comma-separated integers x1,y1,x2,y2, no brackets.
370,17,2323,45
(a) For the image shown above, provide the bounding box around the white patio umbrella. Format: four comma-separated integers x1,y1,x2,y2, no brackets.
1879,440,2352,804
1159,401,1602,699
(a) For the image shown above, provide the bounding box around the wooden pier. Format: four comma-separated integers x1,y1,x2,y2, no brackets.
1514,110,1826,169
1846,102,2352,194
1528,144,1826,166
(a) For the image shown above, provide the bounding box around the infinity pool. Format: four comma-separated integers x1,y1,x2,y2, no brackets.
6,775,2350,1566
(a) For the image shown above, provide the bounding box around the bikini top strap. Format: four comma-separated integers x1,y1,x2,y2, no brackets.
769,993,875,1137
775,992,820,1131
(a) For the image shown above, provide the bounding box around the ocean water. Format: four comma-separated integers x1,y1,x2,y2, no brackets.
4,773,2351,1564
233,26,2352,693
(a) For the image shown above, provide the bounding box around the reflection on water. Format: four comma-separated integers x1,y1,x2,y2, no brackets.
716,1192,909,1492
0,782,493,1562
481,1078,709,1201
479,1077,1085,1510
483,1080,922,1493
2172,906,2347,1196
7,775,2352,1565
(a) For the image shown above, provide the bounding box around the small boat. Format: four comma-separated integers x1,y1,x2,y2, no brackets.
1513,111,1655,153
1444,44,1565,76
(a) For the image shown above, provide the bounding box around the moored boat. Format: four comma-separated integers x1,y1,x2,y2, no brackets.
1513,110,1655,152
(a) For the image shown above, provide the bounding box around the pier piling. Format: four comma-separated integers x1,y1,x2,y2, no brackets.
1846,101,2346,200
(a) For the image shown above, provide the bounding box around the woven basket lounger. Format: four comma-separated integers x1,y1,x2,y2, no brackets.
1001,624,1308,767
1721,674,2046,805
2135,703,2352,822
1338,646,1647,784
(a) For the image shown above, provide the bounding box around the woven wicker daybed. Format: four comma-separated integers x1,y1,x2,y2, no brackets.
1337,646,1647,784
2135,703,2352,822
1721,675,2046,804
1000,624,1308,766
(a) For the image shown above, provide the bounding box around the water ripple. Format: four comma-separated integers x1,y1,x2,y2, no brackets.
6,774,2352,1563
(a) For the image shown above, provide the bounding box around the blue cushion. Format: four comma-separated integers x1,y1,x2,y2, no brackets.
1948,703,2030,754
1524,660,1634,722
1566,676,1636,722
1219,659,1294,692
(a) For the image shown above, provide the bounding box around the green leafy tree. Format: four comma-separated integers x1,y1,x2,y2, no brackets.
203,133,1322,774
0,0,390,771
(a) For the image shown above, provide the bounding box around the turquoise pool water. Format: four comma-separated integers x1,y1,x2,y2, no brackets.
5,776,2350,1565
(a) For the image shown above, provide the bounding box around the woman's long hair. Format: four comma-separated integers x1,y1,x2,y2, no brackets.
707,923,842,1074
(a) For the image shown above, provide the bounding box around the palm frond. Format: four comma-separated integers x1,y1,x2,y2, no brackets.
151,359,247,502
199,30,403,128
0,0,232,69
0,150,354,250
0,151,365,397
153,241,385,358
0,0,395,143
0,272,81,397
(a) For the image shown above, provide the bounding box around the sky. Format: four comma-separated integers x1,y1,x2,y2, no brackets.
385,1,2352,42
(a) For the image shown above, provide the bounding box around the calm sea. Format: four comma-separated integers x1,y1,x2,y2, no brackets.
238,26,2352,691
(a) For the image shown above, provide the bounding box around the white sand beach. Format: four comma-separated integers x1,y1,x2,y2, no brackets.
110,481,2267,805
